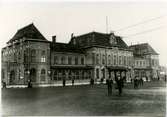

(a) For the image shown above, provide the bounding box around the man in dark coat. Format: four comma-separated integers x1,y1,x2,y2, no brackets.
72,78,74,86
63,79,66,87
117,76,123,96
106,78,113,96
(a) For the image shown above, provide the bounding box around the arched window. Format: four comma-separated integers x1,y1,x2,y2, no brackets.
119,56,121,65
81,57,84,65
108,55,111,65
102,54,105,64
41,69,46,81
96,54,99,64
114,55,117,65
31,49,36,62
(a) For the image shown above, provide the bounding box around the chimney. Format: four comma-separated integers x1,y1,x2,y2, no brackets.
52,35,56,43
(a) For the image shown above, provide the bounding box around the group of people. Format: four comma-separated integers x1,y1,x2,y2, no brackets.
134,77,144,89
106,76,124,96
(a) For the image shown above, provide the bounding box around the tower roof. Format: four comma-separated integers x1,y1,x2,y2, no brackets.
7,23,48,43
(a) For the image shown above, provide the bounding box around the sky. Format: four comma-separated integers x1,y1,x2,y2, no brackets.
0,0,167,67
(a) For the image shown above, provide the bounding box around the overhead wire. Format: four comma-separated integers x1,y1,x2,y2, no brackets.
115,15,167,32
123,26,166,38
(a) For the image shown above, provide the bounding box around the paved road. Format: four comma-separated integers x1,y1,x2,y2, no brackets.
1,81,166,116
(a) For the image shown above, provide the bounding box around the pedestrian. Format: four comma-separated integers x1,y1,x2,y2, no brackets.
2,81,6,89
117,76,123,96
100,78,104,84
63,79,66,87
146,76,148,82
134,77,138,89
140,77,143,86
90,78,94,86
28,79,32,88
72,78,74,86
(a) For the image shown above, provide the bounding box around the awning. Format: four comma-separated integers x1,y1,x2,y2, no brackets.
51,65,93,70
106,66,130,71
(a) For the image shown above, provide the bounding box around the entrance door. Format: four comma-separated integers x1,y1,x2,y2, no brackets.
30,68,36,82
9,70,15,84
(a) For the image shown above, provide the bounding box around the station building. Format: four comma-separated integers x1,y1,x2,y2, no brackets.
1,23,159,86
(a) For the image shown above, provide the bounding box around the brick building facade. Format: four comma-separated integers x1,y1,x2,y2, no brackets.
1,23,160,86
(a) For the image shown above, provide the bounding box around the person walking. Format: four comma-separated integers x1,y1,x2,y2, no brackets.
117,76,123,96
90,78,94,86
72,78,74,86
2,81,6,89
28,79,32,88
107,78,113,96
63,78,66,87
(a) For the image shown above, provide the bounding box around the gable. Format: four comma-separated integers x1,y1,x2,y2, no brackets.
7,23,47,43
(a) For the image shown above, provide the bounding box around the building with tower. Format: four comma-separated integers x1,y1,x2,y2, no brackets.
1,23,160,87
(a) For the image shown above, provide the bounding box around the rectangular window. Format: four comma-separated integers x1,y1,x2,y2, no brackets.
123,56,126,65
54,56,58,64
68,56,72,65
102,55,105,64
119,56,121,65
61,56,65,64
75,57,78,65
96,54,99,64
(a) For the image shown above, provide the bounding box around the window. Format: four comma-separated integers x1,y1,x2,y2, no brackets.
54,56,58,64
81,57,84,65
14,53,17,62
140,61,142,66
40,69,46,81
119,56,121,65
92,53,95,64
111,54,113,65
96,54,100,64
102,54,105,64
69,71,72,80
68,56,72,65
24,50,28,63
76,71,79,79
41,50,46,62
61,56,65,64
96,69,99,79
75,57,78,65
123,56,126,65
114,55,116,65
53,71,58,80
108,55,111,65
31,49,36,62
18,52,21,61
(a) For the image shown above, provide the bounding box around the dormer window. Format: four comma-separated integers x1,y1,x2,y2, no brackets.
109,34,117,44
73,38,76,45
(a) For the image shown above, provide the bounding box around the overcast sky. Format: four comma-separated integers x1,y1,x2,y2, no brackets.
0,1,167,66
